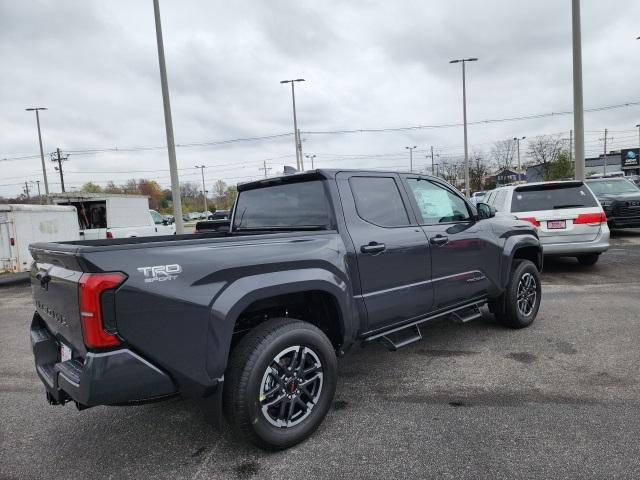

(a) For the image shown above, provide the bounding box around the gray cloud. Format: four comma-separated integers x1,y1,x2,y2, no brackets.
1,0,640,196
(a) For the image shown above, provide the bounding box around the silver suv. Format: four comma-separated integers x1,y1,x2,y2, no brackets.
483,181,609,265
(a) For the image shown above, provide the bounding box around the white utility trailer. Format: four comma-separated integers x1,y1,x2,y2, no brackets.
0,204,80,273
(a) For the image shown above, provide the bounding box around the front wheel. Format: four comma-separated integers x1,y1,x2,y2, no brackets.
223,318,337,450
491,259,541,329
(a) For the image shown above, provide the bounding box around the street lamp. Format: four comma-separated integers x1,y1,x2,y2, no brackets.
195,165,207,213
405,146,417,172
153,0,184,233
636,124,640,150
280,78,305,170
29,180,42,203
450,57,478,197
25,107,49,196
305,154,316,169
513,136,526,176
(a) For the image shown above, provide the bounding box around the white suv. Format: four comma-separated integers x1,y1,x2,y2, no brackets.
482,181,609,265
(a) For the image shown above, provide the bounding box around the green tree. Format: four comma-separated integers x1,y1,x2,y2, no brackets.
546,150,574,181
80,181,103,193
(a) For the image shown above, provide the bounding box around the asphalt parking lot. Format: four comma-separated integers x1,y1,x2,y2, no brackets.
1,230,639,479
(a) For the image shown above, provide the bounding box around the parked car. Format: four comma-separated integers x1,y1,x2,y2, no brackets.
51,193,175,239
162,214,175,224
208,209,230,220
585,178,640,229
470,191,487,205
484,181,609,265
187,212,204,221
29,169,542,449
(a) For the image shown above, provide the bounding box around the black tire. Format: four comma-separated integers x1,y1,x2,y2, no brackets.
576,253,600,266
223,317,337,450
492,259,541,329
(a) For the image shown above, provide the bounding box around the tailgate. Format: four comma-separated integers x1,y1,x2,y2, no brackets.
30,246,87,356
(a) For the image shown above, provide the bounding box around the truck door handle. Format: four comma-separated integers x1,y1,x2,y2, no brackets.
430,235,449,246
360,242,386,254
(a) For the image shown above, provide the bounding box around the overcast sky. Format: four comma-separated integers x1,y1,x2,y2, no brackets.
1,0,639,197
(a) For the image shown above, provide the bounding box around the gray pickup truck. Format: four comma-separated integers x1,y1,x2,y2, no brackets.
29,170,542,449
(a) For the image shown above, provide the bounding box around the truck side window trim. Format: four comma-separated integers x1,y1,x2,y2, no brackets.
348,176,413,228
403,177,473,226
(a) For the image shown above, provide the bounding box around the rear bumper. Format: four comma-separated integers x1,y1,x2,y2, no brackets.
542,227,610,256
607,215,640,229
30,314,178,407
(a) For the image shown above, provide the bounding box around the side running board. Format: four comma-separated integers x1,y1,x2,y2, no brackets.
363,300,486,351
379,325,422,351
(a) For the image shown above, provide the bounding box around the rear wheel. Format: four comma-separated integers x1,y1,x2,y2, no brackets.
492,259,541,329
223,318,337,450
576,253,600,266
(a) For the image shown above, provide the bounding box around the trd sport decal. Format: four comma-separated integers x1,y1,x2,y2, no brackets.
137,264,182,282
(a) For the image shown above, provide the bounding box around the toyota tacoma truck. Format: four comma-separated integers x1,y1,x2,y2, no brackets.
29,170,542,449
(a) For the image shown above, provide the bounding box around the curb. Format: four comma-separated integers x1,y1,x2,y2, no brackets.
0,272,30,287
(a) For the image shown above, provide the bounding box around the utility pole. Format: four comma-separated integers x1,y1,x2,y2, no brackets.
153,0,184,234
450,57,478,197
259,161,272,178
569,129,573,163
195,165,207,213
51,148,68,192
429,146,439,175
600,129,611,176
405,146,417,172
280,79,305,170
297,128,304,170
23,181,30,200
305,154,316,169
513,137,526,175
572,0,586,181
25,107,50,196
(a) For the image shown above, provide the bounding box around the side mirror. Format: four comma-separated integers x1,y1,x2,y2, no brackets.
476,202,496,220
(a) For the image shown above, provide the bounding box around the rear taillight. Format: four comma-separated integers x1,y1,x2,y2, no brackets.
78,272,126,349
10,237,15,246
574,212,607,225
519,217,540,227
106,231,113,239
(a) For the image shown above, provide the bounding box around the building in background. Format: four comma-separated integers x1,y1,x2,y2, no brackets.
490,168,526,186
525,148,640,182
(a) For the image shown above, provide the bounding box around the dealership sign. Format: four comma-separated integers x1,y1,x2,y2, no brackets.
621,148,640,168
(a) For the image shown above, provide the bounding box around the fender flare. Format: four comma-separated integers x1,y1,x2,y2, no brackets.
204,268,355,379
500,234,542,287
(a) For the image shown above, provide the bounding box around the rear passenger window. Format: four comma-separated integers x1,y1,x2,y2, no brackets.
350,177,410,227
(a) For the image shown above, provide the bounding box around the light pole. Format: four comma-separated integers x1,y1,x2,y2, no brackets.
280,79,305,170
405,146,417,172
572,0,585,181
30,180,42,203
305,154,316,169
25,107,49,196
636,124,640,150
513,136,526,176
195,165,208,213
450,57,478,197
153,0,184,234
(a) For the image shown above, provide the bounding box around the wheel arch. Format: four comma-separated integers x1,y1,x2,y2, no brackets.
205,268,355,380
501,235,543,287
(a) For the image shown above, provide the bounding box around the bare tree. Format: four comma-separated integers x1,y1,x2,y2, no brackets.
440,158,462,187
490,139,517,171
469,151,491,192
213,180,227,198
527,134,568,179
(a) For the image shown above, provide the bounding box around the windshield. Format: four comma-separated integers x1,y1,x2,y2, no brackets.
586,179,640,195
510,183,598,213
233,180,332,230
